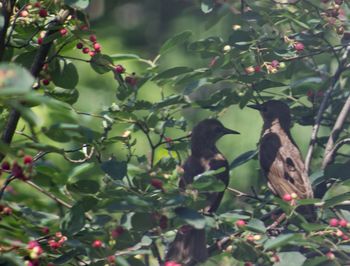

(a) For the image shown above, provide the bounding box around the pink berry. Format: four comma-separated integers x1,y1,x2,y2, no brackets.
283,194,292,202
41,227,49,234
271,60,280,68
342,234,349,240
165,261,182,266
38,8,48,18
125,76,137,86
88,51,96,57
23,155,33,164
111,226,124,238
244,262,253,266
235,219,246,227
12,162,24,179
82,47,90,54
76,42,83,49
60,28,68,36
42,79,50,86
48,240,60,249
339,219,348,227
92,240,102,248
1,161,10,170
20,10,29,17
114,65,125,74
34,2,41,8
107,256,116,263
326,252,335,260
89,34,97,42
37,37,43,45
151,178,163,190
93,42,101,51
294,42,304,52
329,218,339,227
3,206,12,215
245,66,255,74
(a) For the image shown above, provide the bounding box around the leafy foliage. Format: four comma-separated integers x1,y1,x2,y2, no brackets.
0,0,350,265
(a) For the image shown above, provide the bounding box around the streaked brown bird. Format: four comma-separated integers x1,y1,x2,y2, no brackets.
248,100,314,216
165,119,239,266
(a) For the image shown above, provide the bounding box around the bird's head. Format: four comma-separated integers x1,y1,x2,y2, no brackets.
248,100,291,128
191,119,239,151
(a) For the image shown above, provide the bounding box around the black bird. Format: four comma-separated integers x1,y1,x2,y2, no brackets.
165,119,239,266
248,101,314,215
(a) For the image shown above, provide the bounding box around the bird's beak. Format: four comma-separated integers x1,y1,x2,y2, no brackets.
222,127,240,135
247,104,262,111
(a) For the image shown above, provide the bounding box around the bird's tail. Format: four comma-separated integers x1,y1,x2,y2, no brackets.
165,226,208,266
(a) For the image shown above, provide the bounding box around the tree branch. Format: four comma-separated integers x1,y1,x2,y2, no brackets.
322,96,350,169
0,9,70,162
304,45,350,172
0,0,16,61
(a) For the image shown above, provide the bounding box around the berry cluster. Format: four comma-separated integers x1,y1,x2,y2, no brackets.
76,34,102,57
1,155,33,180
48,232,68,249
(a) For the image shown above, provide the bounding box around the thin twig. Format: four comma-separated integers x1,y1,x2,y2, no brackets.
0,0,16,60
304,45,350,172
322,96,350,169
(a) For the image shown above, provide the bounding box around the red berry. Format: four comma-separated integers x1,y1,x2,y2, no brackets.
59,28,68,36
1,161,10,170
42,79,50,86
82,47,90,54
283,194,292,202
92,240,103,248
244,262,253,266
254,65,261,72
37,37,43,45
235,219,246,227
125,76,137,86
88,51,96,57
12,162,24,179
342,234,349,240
329,218,339,227
294,42,305,52
76,42,83,49
339,219,348,227
164,137,173,143
48,240,60,249
111,226,124,238
34,2,41,8
41,227,50,234
151,178,163,190
38,8,48,18
3,206,12,215
23,155,33,165
89,34,97,42
114,65,125,74
307,90,314,98
326,252,335,260
107,256,116,263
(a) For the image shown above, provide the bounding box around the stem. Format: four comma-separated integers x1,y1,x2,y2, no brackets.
304,46,350,172
0,9,70,162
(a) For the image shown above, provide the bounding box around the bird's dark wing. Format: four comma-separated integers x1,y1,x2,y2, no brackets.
179,155,205,189
259,132,313,199
165,227,207,266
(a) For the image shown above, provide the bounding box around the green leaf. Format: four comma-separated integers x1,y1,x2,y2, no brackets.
232,241,258,261
153,95,188,109
152,67,193,81
264,233,300,250
246,218,266,233
131,212,157,231
110,53,142,61
90,54,113,74
228,30,253,49
67,180,100,194
175,207,206,229
160,30,192,55
201,0,214,13
0,63,34,96
324,163,350,180
48,87,79,104
302,256,328,266
51,62,79,89
192,169,226,192
61,205,86,235
323,191,350,208
274,252,306,266
53,249,78,265
230,150,258,170
64,0,90,9
101,158,127,180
